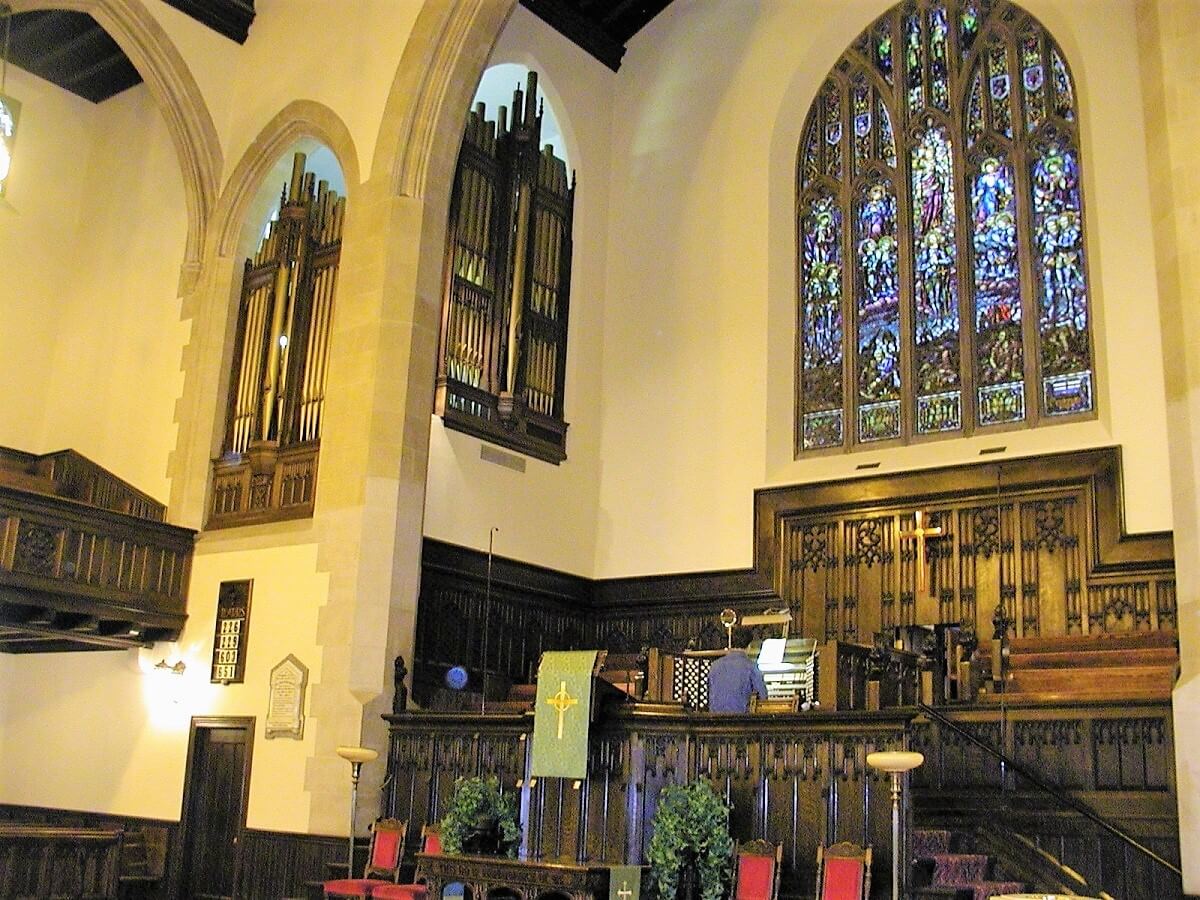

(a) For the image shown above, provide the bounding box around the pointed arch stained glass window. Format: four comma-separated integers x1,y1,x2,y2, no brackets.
796,0,1094,454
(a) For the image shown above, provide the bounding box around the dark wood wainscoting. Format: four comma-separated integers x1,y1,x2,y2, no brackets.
238,829,346,899
0,805,343,900
413,539,592,703
414,448,1177,700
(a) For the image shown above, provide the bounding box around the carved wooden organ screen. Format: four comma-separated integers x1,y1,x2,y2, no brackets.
209,152,345,528
435,71,575,464
779,461,1176,646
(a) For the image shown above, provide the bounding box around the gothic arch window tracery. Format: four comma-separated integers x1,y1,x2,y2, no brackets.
796,0,1095,453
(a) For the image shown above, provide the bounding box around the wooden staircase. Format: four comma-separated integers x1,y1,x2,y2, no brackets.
911,828,1025,900
976,630,1177,703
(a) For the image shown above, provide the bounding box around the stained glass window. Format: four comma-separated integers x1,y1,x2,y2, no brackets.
796,0,1094,454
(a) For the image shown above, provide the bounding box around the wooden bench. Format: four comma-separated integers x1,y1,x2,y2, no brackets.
0,824,123,899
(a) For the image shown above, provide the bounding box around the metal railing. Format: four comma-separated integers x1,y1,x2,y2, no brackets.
916,701,1181,877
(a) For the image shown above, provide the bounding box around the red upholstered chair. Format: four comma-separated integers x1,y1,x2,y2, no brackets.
816,842,872,900
324,818,407,899
371,825,442,900
734,840,782,900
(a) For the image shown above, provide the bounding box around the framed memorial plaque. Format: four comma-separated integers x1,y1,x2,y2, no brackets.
266,654,308,740
211,580,252,684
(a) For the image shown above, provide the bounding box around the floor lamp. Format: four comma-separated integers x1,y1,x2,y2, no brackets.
336,746,379,877
867,750,924,900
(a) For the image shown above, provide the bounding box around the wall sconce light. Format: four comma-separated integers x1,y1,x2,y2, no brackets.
155,659,187,675
0,3,19,198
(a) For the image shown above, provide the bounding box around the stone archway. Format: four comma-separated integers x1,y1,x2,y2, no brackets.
296,0,516,835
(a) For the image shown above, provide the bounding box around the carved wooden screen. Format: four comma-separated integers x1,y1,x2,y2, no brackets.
775,453,1176,643
210,152,345,528
796,0,1095,454
436,71,575,464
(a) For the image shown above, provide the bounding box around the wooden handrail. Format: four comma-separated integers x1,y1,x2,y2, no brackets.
916,701,1181,877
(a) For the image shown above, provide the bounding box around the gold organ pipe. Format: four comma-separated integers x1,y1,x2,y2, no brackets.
505,180,531,393
463,168,479,281
304,266,332,440
480,180,493,276
237,285,269,451
289,153,306,203
260,262,290,439
333,197,345,241
549,218,561,319
299,268,320,439
311,268,337,438
244,285,271,446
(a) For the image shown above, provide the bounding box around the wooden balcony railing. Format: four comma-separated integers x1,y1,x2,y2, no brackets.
0,447,194,653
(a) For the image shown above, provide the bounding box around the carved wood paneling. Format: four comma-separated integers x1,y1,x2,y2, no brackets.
0,487,193,653
0,805,176,900
764,450,1175,646
416,450,1175,703
385,708,910,899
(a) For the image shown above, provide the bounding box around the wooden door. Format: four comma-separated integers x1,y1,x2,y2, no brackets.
179,717,255,899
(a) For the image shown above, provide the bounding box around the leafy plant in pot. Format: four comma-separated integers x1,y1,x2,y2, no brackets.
439,775,521,857
647,781,734,900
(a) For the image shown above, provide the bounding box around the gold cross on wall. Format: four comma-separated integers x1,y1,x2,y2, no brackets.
899,510,943,597
546,680,578,739
617,881,633,900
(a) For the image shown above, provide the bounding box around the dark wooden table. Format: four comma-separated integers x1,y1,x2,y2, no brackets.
415,852,611,900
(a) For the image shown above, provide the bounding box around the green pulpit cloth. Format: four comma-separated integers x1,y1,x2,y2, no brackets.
531,650,598,779
608,865,642,900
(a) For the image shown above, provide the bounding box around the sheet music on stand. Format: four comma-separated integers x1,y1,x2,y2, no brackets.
755,637,818,703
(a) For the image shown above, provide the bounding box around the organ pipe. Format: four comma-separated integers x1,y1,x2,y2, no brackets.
435,69,575,457
222,151,345,456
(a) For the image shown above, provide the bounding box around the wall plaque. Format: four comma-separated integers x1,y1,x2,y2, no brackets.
266,654,308,740
211,579,252,683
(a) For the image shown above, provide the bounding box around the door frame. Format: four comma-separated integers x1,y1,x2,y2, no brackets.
176,715,256,900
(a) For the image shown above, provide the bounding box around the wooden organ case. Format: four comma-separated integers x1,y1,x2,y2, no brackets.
435,71,575,464
209,153,345,528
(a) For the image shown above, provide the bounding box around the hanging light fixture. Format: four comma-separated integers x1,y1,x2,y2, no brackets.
0,2,20,197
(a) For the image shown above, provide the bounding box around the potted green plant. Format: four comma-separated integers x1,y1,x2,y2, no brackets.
439,775,521,857
646,781,734,900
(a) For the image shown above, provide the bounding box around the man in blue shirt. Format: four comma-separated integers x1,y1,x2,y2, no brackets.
707,626,769,713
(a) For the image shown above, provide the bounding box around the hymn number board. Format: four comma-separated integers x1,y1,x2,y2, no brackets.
211,579,252,684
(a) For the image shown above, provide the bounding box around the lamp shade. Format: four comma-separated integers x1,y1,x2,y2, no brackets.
866,750,925,773
336,745,378,764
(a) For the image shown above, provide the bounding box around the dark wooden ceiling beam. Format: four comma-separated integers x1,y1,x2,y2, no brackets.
7,2,255,104
162,0,256,45
603,0,674,44
519,0,626,71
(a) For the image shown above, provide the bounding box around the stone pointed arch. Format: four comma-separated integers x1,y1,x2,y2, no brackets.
372,0,515,201
9,0,222,291
212,100,360,259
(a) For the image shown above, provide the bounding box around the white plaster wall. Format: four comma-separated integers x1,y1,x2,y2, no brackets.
594,0,1173,577
422,6,615,576
0,537,327,829
30,83,189,501
142,0,422,190
0,67,95,451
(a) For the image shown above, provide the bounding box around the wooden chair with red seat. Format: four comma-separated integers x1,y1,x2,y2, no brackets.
324,818,407,899
371,825,442,900
815,842,872,900
733,839,783,900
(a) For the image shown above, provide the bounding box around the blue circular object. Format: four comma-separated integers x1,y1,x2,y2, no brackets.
445,665,469,691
